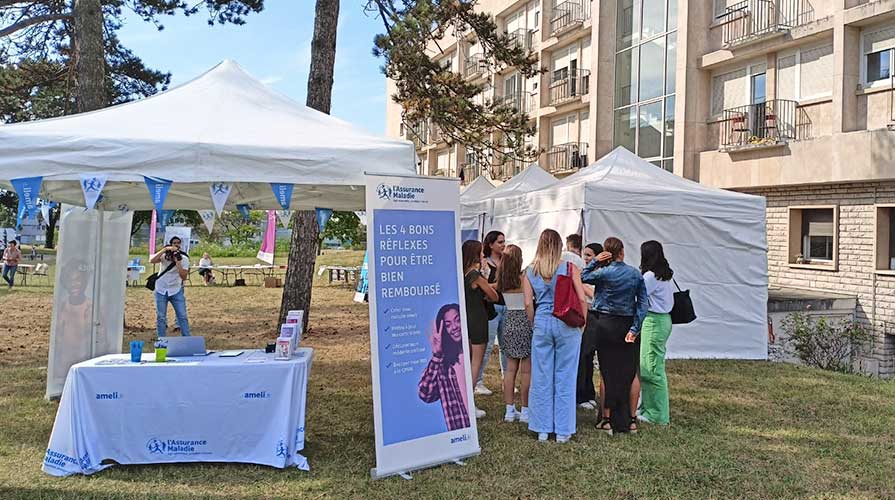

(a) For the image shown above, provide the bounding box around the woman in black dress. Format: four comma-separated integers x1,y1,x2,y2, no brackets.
462,240,499,419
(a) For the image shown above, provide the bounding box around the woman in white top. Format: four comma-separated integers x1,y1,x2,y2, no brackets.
638,240,675,425
496,245,533,424
198,253,214,286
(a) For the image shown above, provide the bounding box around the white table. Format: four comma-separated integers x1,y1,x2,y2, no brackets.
43,348,314,476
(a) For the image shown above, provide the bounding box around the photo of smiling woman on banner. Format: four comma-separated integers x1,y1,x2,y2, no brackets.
418,303,471,432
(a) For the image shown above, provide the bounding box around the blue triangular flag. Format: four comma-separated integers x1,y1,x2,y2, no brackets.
11,176,42,230
270,183,294,211
143,176,172,213
315,208,333,233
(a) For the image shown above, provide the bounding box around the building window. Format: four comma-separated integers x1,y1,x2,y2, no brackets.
862,25,895,86
788,206,838,269
866,50,891,83
612,0,676,171
875,205,895,272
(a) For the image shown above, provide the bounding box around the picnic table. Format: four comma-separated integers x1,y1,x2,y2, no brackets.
317,265,361,285
210,265,287,286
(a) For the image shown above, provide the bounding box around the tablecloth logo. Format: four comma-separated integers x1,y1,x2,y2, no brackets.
95,391,123,400
44,449,78,470
295,426,304,452
276,440,288,458
243,391,271,399
147,438,209,456
78,452,92,471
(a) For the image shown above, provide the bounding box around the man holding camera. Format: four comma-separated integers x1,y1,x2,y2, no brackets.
150,236,191,336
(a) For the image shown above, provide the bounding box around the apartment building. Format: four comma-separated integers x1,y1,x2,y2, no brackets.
384,0,895,378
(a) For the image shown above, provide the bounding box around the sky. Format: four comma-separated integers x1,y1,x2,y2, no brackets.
116,2,388,135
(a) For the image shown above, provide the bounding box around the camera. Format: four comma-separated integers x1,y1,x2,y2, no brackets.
165,249,183,262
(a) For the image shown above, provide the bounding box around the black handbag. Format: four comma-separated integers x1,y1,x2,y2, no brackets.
145,262,176,291
670,279,697,325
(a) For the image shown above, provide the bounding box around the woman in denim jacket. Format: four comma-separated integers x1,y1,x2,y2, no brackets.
581,237,648,435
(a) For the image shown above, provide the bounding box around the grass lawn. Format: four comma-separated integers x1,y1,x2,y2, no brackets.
1,250,894,499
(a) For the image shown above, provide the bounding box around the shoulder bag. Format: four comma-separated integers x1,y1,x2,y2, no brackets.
145,262,177,291
553,262,586,328
670,278,697,325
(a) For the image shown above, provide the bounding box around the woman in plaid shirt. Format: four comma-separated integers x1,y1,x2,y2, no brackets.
418,304,471,432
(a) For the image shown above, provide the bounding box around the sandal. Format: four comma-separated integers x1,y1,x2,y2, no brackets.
629,417,638,434
594,417,612,433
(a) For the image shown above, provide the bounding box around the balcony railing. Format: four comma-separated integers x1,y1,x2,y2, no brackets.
720,99,800,151
495,92,536,113
507,28,534,51
546,142,588,173
719,0,805,47
549,69,590,105
404,122,428,149
464,53,488,79
550,1,591,36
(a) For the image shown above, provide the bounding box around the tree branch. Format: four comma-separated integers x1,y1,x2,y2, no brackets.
0,12,71,38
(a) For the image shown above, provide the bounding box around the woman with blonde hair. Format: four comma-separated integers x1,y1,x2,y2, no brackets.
523,230,588,442
496,244,532,423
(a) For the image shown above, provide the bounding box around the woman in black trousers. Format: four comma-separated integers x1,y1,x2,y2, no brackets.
581,237,649,435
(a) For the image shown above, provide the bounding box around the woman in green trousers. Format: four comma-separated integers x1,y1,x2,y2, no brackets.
638,241,675,425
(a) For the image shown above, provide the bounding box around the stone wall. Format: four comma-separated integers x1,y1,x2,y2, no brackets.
749,181,895,377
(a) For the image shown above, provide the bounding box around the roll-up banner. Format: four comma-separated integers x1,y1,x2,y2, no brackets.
365,173,480,480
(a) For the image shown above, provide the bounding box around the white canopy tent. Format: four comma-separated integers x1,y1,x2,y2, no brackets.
484,148,768,359
0,60,416,211
460,175,495,200
0,60,417,398
460,164,557,241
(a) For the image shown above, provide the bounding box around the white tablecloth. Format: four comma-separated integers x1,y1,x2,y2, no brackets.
43,348,314,476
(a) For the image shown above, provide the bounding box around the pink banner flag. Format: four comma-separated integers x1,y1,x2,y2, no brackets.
149,209,158,256
257,210,276,264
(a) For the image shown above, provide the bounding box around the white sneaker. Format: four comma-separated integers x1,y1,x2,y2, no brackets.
556,434,571,443
474,383,493,396
578,401,596,410
537,433,549,442
475,407,486,419
518,407,530,424
504,407,517,422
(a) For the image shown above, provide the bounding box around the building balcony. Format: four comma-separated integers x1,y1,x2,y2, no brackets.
404,122,428,149
550,1,591,37
718,0,806,48
464,53,488,79
720,99,803,152
548,69,590,106
461,163,480,184
546,142,588,174
495,92,537,114
507,28,535,51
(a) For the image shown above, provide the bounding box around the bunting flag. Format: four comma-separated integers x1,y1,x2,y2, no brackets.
159,210,174,232
276,210,293,229
236,204,252,221
143,176,172,213
270,183,294,210
79,173,108,209
149,210,158,256
11,176,42,229
257,210,277,264
210,183,231,216
315,208,333,233
199,210,216,234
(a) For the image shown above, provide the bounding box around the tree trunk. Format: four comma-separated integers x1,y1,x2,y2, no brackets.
44,205,59,249
72,0,106,113
279,0,339,330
